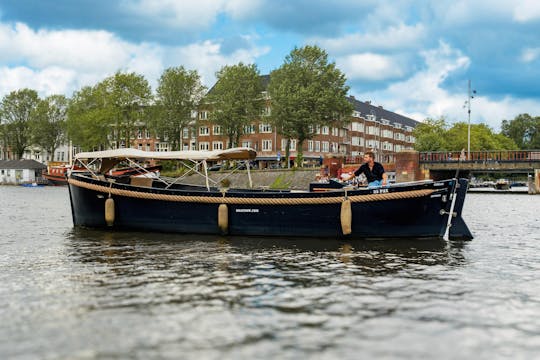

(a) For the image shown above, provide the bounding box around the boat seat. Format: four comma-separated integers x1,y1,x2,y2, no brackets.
130,176,153,187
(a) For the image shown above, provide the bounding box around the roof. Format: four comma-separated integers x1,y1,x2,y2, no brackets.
0,159,47,170
74,147,257,161
346,96,420,128
205,74,419,128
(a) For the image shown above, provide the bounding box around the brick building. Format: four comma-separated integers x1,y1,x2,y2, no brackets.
131,76,419,167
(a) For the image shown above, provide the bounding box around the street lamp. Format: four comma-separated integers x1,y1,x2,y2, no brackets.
464,80,477,160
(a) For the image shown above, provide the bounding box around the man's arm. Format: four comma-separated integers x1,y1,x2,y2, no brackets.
382,172,388,185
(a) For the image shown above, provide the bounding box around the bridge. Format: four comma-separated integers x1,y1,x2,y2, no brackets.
419,150,540,174
394,150,540,194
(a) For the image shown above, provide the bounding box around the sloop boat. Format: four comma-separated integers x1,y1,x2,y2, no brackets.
67,147,473,240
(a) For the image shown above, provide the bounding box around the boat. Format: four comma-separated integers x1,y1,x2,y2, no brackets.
44,161,161,185
43,162,71,185
67,147,473,240
494,179,511,190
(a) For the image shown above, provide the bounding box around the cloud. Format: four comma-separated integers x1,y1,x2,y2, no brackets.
166,40,270,87
513,0,540,22
124,0,227,29
311,23,425,55
0,18,270,98
351,42,471,121
520,47,540,63
338,53,405,81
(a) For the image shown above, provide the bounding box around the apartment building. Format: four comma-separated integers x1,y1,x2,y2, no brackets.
192,92,418,166
130,76,419,167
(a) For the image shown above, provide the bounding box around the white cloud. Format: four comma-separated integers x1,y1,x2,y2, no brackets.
123,0,266,31
338,53,405,81
311,23,425,54
513,0,540,22
521,47,540,62
0,22,170,97
0,23,135,72
166,40,270,87
353,42,471,122
124,0,225,28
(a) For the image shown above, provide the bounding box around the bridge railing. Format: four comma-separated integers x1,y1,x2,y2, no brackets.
420,150,540,163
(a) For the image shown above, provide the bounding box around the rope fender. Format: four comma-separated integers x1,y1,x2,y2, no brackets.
68,178,436,205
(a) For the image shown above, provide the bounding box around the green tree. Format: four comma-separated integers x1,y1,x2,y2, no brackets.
501,114,540,149
0,89,40,159
412,117,449,151
67,72,152,151
446,122,517,151
152,66,206,150
67,85,113,151
207,63,265,148
414,118,518,152
102,72,153,148
268,45,353,167
31,94,68,161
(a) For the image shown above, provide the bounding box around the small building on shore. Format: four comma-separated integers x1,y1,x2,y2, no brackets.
0,160,47,185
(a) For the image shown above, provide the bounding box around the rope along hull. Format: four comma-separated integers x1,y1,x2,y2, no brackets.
67,174,472,239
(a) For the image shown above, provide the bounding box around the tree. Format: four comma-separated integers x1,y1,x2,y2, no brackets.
31,94,68,161
67,85,113,151
412,117,449,151
268,45,353,167
446,122,517,151
152,66,206,151
501,114,540,149
67,72,152,151
207,63,265,148
413,117,518,152
102,72,153,148
0,89,40,159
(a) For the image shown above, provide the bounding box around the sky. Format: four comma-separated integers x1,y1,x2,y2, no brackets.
1,0,540,131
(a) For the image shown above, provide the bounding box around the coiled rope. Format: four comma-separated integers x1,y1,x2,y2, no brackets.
68,178,436,205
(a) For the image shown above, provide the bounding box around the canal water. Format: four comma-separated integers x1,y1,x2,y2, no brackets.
0,186,539,359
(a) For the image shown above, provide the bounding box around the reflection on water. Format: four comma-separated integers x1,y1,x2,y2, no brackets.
1,187,539,359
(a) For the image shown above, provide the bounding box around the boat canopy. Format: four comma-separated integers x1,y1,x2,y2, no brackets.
74,147,257,161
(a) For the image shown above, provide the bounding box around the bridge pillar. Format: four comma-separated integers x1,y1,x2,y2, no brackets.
529,169,540,194
395,150,425,182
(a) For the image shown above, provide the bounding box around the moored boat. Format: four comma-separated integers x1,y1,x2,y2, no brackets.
67,148,473,240
494,179,511,190
43,162,71,185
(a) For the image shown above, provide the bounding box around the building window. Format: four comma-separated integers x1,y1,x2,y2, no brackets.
244,125,255,134
383,129,393,138
322,126,329,135
315,141,321,152
146,144,151,151
331,127,339,136
262,139,272,151
199,111,208,120
242,140,252,148
352,122,364,132
137,129,142,139
213,125,222,135
212,141,223,150
155,143,169,152
199,126,209,136
145,129,150,139
183,128,190,139
138,143,143,150
199,142,210,151
259,123,272,133
322,141,329,152
308,140,314,152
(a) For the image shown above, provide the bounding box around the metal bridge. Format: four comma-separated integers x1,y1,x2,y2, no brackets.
419,150,540,174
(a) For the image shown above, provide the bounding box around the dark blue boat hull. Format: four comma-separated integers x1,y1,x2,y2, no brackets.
68,174,472,240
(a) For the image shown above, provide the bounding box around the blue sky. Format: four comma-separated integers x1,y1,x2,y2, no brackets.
1,0,540,130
